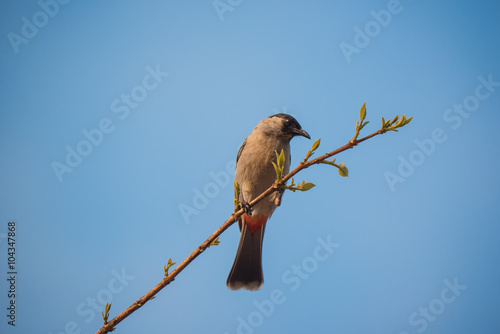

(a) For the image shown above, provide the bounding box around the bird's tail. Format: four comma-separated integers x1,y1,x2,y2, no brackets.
226,215,267,291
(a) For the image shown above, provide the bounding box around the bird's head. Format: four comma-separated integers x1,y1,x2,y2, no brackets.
258,113,310,141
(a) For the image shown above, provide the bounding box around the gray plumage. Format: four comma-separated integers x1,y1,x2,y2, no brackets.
227,113,310,291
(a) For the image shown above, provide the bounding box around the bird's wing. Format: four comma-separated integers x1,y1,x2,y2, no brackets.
236,139,247,163
235,138,248,231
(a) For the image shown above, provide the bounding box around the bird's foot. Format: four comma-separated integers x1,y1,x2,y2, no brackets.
239,201,253,216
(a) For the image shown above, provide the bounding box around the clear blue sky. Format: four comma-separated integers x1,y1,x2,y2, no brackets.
1,1,499,333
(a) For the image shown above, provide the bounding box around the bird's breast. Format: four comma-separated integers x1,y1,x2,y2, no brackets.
234,133,291,217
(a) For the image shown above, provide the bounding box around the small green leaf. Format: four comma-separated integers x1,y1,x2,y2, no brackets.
282,180,315,192
271,161,281,181
102,302,112,324
300,182,316,191
305,138,321,160
271,161,278,175
311,138,321,152
278,149,285,168
209,237,220,247
360,102,366,122
398,115,406,127
164,258,176,276
338,163,349,177
273,149,286,182
234,181,241,210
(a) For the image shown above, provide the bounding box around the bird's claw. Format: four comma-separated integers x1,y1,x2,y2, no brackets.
239,201,253,216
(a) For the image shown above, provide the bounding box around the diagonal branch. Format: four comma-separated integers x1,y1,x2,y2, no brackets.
95,113,407,334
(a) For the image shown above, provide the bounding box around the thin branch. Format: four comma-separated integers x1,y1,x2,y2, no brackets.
95,118,403,334
95,209,244,334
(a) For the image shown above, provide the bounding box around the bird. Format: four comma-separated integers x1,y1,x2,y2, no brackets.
227,113,310,291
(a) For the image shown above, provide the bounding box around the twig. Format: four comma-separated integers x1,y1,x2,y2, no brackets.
95,106,411,334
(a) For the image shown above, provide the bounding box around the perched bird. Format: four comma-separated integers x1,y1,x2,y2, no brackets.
227,113,310,291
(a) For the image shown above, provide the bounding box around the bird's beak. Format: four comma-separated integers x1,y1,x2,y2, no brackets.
294,128,310,139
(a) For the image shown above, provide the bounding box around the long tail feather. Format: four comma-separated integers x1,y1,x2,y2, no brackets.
227,216,266,291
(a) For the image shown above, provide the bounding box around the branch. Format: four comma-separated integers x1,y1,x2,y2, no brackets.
95,103,412,334
95,209,244,334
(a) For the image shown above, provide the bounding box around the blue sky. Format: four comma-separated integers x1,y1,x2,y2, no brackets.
1,1,499,333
